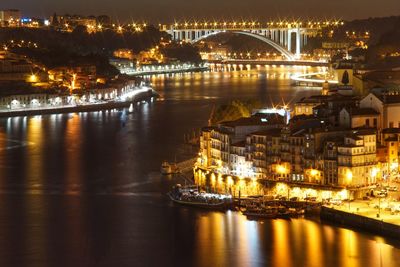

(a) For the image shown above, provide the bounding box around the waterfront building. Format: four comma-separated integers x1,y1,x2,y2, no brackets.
353,70,400,95
339,107,379,129
380,128,400,177
0,79,139,110
52,14,97,30
265,128,282,179
0,9,21,27
196,91,394,191
0,51,38,82
246,128,282,179
337,129,377,187
303,127,350,184
360,92,400,130
230,141,252,178
0,94,66,109
322,139,341,185
293,95,327,116
246,132,268,179
200,113,284,174
48,64,97,90
199,127,215,168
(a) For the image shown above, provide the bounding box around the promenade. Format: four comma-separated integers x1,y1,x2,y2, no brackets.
329,199,400,226
0,86,157,117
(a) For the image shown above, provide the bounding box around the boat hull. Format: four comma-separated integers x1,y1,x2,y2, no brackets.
243,211,277,219
168,193,229,210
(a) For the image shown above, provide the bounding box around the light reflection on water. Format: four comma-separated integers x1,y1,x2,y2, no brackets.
187,210,400,267
0,67,398,266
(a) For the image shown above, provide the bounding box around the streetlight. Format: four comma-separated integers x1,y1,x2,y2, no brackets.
377,196,381,218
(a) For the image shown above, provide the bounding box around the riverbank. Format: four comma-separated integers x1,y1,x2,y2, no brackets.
208,59,329,67
321,206,400,238
0,89,157,118
122,65,209,76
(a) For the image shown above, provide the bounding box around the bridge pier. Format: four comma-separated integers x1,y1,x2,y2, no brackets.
296,28,301,59
166,26,306,60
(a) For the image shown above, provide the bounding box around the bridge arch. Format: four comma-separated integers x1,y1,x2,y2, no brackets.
191,30,296,61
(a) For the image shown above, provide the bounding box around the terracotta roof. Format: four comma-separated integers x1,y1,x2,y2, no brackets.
251,127,282,137
220,114,284,127
385,137,398,142
343,107,379,116
382,128,400,134
231,140,246,147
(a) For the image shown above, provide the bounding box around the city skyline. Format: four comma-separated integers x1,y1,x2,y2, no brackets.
2,0,400,23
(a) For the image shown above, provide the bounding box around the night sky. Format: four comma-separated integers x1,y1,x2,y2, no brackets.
1,0,400,23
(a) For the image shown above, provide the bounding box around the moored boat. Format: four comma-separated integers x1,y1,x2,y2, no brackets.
242,205,279,219
243,208,277,219
168,184,232,210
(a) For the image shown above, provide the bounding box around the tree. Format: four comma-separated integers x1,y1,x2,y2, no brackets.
341,70,350,85
51,13,59,26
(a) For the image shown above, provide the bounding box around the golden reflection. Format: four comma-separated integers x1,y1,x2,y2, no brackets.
195,211,262,266
339,229,360,267
272,220,292,267
26,116,43,192
65,114,82,194
194,169,262,196
26,116,47,265
196,213,227,267
0,130,6,185
305,220,322,267
64,114,86,264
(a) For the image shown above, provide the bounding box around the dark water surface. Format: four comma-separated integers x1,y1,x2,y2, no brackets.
0,66,399,267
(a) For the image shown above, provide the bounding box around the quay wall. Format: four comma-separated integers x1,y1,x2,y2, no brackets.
127,66,209,76
0,90,156,118
320,206,400,238
208,60,329,67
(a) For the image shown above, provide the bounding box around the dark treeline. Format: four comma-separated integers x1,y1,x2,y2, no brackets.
0,26,166,55
0,26,202,75
335,16,400,64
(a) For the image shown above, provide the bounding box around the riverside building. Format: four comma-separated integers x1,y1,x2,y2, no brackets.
198,91,400,194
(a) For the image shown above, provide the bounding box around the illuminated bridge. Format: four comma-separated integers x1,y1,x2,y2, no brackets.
163,20,343,61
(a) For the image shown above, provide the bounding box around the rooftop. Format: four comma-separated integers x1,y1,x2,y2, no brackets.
251,127,282,137
220,114,284,127
382,128,400,134
343,107,379,116
296,95,328,104
385,136,398,142
231,140,246,147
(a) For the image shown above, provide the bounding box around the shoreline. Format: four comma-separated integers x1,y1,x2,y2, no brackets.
123,66,209,76
0,90,157,118
207,59,329,67
320,206,400,238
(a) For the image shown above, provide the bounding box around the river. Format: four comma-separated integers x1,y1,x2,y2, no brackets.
0,65,398,266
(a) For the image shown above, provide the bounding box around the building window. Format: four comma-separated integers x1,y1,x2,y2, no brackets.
373,118,377,127
366,119,370,126
390,122,394,128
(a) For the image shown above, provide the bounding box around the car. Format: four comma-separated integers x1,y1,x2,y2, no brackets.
330,199,342,205
377,192,387,198
304,196,317,202
388,186,398,192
